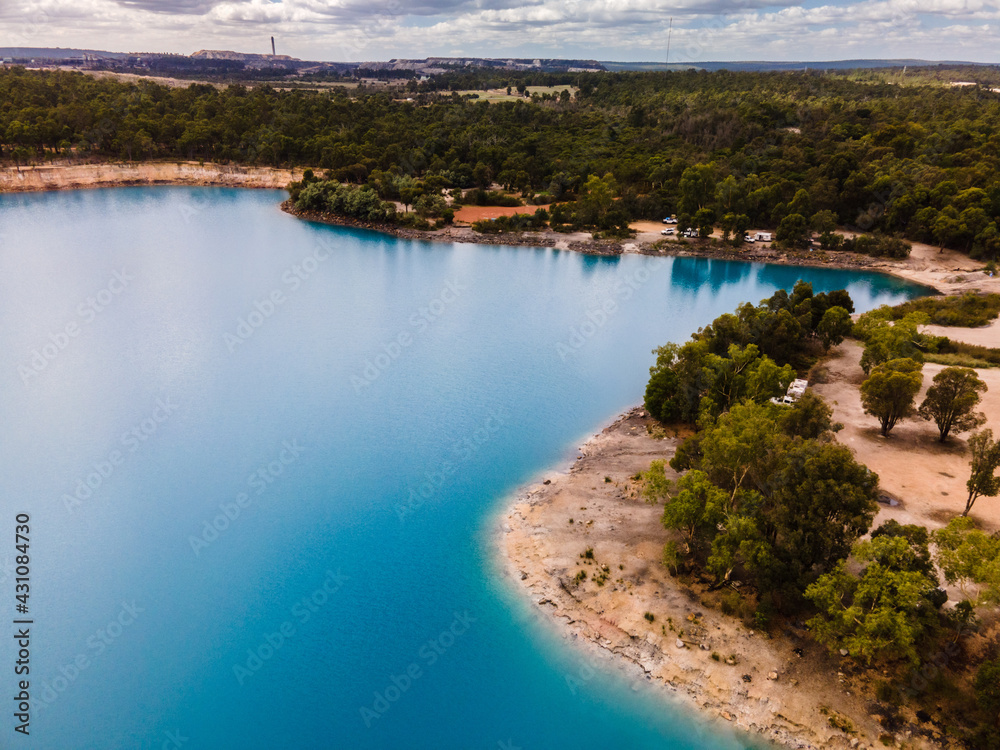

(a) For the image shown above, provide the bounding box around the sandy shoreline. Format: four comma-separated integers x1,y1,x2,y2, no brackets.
496,408,932,750
0,161,305,193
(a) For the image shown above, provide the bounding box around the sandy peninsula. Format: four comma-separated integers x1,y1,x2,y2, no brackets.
497,277,999,748
499,408,926,750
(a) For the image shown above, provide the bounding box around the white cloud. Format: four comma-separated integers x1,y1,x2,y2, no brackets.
1,0,999,61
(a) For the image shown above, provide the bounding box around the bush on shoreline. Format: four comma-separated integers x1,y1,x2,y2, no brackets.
841,233,912,259
295,179,397,223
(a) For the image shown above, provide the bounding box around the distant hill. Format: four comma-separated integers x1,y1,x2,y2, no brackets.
601,59,996,72
0,46,128,60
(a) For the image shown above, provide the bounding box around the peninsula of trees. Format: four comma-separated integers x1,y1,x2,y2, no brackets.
642,288,1000,745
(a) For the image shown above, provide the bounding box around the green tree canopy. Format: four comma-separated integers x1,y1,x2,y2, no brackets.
806,534,943,667
918,366,988,442
962,429,1000,517
860,357,924,437
933,516,1000,606
854,308,931,374
816,306,853,349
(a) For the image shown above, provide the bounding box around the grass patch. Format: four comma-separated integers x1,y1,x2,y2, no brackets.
930,338,1000,367
890,292,1000,327
594,564,610,586
924,352,998,368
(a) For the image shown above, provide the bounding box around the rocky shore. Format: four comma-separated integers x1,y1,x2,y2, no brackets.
498,408,945,750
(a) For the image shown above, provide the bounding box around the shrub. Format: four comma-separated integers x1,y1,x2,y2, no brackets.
471,209,548,233
842,233,912,258
888,293,1000,328
465,188,522,207
293,179,396,223
932,338,1000,367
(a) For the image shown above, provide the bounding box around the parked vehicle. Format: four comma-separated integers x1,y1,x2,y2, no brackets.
770,378,808,406
661,228,675,235
662,216,678,224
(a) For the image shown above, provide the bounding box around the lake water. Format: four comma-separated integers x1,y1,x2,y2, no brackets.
0,188,927,750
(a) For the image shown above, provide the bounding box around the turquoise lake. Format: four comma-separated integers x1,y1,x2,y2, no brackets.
0,188,928,749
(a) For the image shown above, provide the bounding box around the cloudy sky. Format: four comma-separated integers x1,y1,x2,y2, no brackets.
2,0,999,63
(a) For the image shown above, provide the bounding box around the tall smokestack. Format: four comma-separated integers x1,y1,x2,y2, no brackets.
271,36,276,56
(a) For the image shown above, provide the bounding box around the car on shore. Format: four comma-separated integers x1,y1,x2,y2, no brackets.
661,228,675,235
662,216,678,224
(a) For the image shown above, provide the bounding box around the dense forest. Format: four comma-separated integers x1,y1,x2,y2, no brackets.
2,66,1000,256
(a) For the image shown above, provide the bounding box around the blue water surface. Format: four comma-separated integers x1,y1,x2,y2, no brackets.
0,188,928,750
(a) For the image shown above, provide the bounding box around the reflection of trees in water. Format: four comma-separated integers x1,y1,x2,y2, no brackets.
579,253,620,276
669,257,752,295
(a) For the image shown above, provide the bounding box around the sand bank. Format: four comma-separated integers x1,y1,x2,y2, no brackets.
0,161,304,193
